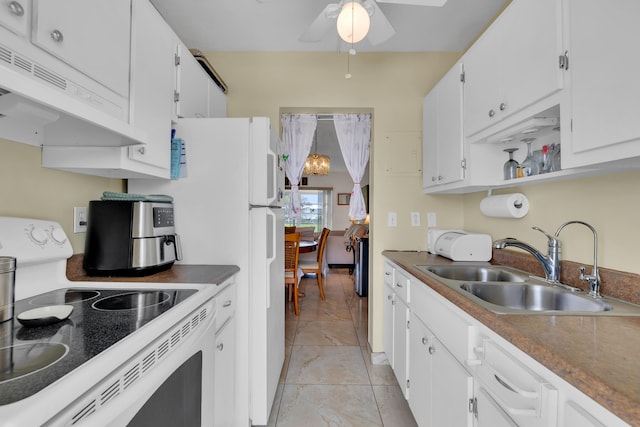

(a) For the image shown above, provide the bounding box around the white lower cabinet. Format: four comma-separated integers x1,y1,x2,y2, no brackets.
213,279,237,427
409,312,474,427
384,259,631,427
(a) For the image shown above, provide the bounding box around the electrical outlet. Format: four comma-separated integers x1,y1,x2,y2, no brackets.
427,212,437,227
388,212,397,227
411,212,421,226
73,207,88,233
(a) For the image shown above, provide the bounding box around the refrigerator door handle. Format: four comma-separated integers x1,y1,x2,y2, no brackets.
266,208,277,309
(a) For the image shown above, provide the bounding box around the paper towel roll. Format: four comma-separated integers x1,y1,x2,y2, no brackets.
480,193,529,218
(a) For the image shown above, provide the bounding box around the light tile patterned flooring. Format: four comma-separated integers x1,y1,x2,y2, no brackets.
267,268,418,427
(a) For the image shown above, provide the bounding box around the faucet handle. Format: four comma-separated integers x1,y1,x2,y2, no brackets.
532,226,561,248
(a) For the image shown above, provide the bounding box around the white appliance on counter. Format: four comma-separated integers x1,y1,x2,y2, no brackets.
0,216,221,426
129,117,285,426
427,228,493,262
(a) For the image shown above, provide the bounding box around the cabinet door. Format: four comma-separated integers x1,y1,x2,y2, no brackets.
32,0,131,97
408,312,431,427
393,297,409,398
463,28,500,137
499,0,562,121
176,43,209,118
431,336,474,427
0,0,29,36
437,63,464,185
562,401,605,427
208,80,227,117
474,386,518,427
128,0,174,171
384,284,395,368
564,0,640,159
214,317,236,427
422,85,439,188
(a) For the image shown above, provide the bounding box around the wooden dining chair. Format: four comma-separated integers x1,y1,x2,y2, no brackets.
284,232,302,315
299,227,330,301
284,226,297,234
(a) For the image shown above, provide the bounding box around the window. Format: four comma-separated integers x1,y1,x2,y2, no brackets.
284,188,332,232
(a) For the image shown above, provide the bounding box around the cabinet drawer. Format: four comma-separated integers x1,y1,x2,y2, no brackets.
383,262,394,287
394,269,410,304
475,338,557,426
411,279,475,365
215,282,236,331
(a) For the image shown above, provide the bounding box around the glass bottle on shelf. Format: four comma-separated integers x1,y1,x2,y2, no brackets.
520,137,539,176
503,148,519,180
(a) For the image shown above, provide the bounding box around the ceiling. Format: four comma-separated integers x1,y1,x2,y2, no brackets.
149,0,508,53
149,0,508,173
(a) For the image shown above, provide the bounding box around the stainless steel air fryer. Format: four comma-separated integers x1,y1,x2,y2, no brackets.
83,200,182,276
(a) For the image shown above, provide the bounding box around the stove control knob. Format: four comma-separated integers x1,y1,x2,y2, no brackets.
29,226,49,245
50,227,67,245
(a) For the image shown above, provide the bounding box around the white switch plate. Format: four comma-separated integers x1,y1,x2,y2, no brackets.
411,212,420,226
427,212,437,227
73,207,87,233
388,212,397,227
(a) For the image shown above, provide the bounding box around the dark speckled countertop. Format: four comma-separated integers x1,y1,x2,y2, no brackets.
383,250,640,427
66,254,240,285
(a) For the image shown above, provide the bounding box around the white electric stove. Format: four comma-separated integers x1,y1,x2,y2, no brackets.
0,216,218,426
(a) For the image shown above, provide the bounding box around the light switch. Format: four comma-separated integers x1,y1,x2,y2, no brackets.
427,212,437,227
411,212,420,226
388,212,397,227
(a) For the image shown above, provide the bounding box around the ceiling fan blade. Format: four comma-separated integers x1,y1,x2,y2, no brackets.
365,1,396,45
376,0,448,6
299,3,340,42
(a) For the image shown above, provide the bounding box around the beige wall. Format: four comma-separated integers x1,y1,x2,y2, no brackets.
0,139,124,252
208,51,465,352
463,170,640,274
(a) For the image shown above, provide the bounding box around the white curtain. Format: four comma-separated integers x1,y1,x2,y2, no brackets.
333,114,371,220
281,114,317,222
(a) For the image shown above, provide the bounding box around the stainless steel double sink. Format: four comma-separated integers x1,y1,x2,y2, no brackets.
414,264,640,316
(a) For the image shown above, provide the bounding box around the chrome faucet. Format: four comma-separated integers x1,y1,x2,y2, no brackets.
555,221,601,298
493,226,562,282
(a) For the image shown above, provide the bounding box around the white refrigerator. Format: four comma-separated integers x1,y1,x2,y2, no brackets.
129,117,285,426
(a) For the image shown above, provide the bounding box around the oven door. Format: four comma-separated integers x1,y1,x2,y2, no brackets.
46,297,216,427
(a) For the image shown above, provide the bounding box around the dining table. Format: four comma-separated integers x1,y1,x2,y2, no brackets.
299,240,318,253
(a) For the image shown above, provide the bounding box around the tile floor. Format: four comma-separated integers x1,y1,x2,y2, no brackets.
267,268,418,427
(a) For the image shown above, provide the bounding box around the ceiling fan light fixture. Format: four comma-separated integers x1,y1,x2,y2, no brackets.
337,1,370,44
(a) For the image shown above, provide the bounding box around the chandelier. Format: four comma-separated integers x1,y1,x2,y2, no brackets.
303,128,330,176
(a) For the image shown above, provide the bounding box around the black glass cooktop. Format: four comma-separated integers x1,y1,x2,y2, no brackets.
0,287,197,405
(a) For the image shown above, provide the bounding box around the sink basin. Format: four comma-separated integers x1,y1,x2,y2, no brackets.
416,264,529,282
460,282,612,313
414,263,640,316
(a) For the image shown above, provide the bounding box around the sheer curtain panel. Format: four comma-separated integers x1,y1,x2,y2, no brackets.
281,114,317,222
333,114,371,220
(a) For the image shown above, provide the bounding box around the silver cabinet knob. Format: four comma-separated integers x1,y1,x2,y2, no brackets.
387,295,392,301
137,147,145,155
431,176,436,182
499,102,507,111
396,282,403,288
50,29,64,42
428,346,436,355
223,300,232,307
8,1,24,16
217,343,224,351
421,337,428,345
438,175,443,181
488,109,495,118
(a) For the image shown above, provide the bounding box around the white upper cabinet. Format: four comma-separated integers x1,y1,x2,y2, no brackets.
561,0,640,169
423,62,465,191
463,0,563,139
175,43,209,119
32,0,131,98
0,0,30,37
208,79,227,118
126,0,175,173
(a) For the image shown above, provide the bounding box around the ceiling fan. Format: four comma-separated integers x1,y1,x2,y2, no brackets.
299,0,449,46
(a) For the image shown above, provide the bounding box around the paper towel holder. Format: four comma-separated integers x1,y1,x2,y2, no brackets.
480,190,530,218
485,189,523,207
